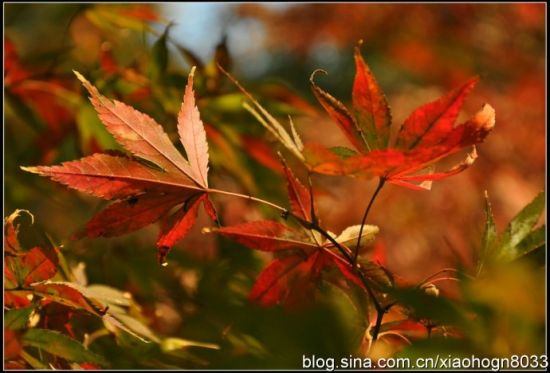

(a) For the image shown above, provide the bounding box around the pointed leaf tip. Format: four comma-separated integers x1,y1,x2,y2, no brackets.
353,46,392,149
72,70,85,82
178,65,210,187
396,77,480,150
20,165,37,174
73,70,93,91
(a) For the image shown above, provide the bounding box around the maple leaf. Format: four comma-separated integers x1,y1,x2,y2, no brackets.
204,163,379,307
22,68,216,263
307,46,495,190
4,210,59,292
206,221,380,307
206,221,371,307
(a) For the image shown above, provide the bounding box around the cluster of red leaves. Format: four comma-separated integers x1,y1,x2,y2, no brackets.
20,60,383,306
205,163,372,307
23,47,495,309
23,69,217,264
304,47,495,190
4,210,107,314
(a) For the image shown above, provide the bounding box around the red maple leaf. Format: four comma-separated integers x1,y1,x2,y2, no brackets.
23,68,216,263
305,46,495,190
205,162,379,307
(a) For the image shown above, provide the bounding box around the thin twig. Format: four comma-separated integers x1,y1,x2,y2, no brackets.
354,178,386,264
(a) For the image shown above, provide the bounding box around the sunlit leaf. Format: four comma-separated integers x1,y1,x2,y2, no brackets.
353,46,392,150
310,69,368,153
23,70,215,260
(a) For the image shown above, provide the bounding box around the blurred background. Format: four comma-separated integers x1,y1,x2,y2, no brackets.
4,3,546,368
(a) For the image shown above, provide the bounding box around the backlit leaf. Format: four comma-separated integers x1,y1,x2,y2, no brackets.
23,70,214,257
353,46,391,150
310,69,368,153
73,71,197,183
395,78,478,150
282,161,313,222
157,194,203,263
178,67,209,187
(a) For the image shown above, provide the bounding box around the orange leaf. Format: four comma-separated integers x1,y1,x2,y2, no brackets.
23,153,195,200
24,70,213,258
74,71,197,182
178,68,209,187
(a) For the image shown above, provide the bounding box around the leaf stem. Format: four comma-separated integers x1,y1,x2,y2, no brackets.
354,178,386,264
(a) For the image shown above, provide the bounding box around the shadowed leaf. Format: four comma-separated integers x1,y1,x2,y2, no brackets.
22,329,107,366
